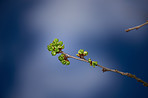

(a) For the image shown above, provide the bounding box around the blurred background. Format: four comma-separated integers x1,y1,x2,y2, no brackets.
0,0,148,98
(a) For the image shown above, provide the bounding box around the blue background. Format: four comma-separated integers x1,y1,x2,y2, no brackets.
0,0,148,98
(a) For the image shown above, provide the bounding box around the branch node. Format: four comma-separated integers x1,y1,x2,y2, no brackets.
102,68,109,72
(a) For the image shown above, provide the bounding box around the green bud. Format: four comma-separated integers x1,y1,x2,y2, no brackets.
52,42,55,46
93,65,95,68
76,54,79,57
94,61,98,65
58,45,62,49
58,56,64,61
47,45,52,51
92,61,98,66
61,54,65,57
84,51,88,56
62,44,65,49
48,46,54,51
55,47,59,52
88,58,91,63
61,60,66,65
58,56,61,61
66,61,70,65
62,56,64,60
78,49,84,54
51,51,56,56
59,41,63,46
52,42,58,46
53,38,59,42
50,43,53,46
56,42,60,46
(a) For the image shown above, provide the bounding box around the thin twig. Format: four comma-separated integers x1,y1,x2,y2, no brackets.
125,20,148,32
61,51,148,87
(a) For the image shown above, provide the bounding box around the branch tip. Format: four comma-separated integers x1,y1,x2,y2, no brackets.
125,20,148,32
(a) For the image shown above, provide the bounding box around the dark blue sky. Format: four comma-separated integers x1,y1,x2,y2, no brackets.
0,0,148,98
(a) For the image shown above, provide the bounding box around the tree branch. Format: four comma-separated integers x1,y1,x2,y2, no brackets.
125,20,148,32
61,51,148,87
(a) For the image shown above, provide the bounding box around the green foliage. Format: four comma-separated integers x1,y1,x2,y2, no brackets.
58,54,64,61
78,49,84,54
51,51,56,56
53,38,59,42
55,47,59,52
58,54,70,65
59,41,63,46
60,60,70,65
66,61,70,65
62,44,65,49
48,38,97,67
61,60,66,65
76,54,79,57
47,38,65,56
84,51,88,56
47,38,148,87
92,61,98,68
77,49,88,56
88,58,91,63
88,58,97,67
